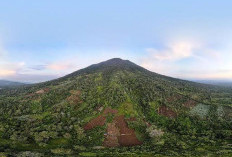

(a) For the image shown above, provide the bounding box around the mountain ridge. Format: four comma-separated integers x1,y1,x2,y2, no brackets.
48,58,209,89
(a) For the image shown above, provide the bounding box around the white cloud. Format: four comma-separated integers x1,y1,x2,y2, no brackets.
140,41,198,76
47,62,76,71
0,70,16,76
0,62,25,77
140,40,232,80
146,41,198,61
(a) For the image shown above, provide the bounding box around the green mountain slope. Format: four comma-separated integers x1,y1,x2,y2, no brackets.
0,58,231,156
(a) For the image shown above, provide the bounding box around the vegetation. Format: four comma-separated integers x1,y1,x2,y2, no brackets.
0,58,231,156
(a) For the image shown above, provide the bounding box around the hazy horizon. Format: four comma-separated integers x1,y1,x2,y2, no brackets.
0,1,232,82
1,58,232,84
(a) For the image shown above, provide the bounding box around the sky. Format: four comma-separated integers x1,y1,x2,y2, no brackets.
0,0,232,83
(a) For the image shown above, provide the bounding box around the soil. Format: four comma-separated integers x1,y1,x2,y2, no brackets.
158,106,177,118
114,115,142,146
103,123,120,147
183,99,197,108
83,115,106,131
36,88,50,94
84,108,142,147
103,108,118,115
67,90,82,104
83,107,118,131
167,94,183,103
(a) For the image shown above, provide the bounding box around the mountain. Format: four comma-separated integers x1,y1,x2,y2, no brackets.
194,80,232,87
0,80,25,88
0,58,231,156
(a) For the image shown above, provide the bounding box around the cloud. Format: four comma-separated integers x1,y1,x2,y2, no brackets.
47,62,76,71
8,73,58,83
140,41,198,75
0,70,16,76
0,47,132,82
175,69,232,80
0,62,25,77
140,40,232,80
146,41,198,61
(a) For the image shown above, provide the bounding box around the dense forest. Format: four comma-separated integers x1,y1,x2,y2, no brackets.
0,58,231,156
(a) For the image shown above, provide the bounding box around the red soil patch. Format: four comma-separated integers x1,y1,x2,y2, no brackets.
183,99,197,108
103,123,120,147
43,88,50,92
167,94,183,103
84,108,118,131
84,108,142,147
36,89,45,94
67,90,83,104
158,106,177,118
83,115,106,131
36,88,50,94
103,108,118,115
25,88,50,98
114,116,142,146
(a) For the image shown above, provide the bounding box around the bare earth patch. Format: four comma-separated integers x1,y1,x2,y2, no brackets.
36,88,50,94
114,115,142,146
103,123,120,147
67,90,82,104
83,115,106,131
84,108,142,147
158,106,177,118
83,108,118,131
25,88,50,100
103,108,118,115
167,94,183,103
183,99,197,108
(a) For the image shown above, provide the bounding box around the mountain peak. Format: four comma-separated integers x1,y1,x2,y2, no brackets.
90,58,144,71
62,58,146,79
100,58,131,65
106,58,124,62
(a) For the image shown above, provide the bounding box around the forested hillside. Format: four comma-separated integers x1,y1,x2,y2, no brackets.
0,80,25,88
0,58,231,156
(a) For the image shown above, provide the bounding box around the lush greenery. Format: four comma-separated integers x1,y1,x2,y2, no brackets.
0,58,231,156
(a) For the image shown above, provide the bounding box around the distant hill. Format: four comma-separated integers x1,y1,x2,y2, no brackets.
0,80,26,88
0,58,231,156
194,80,232,87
